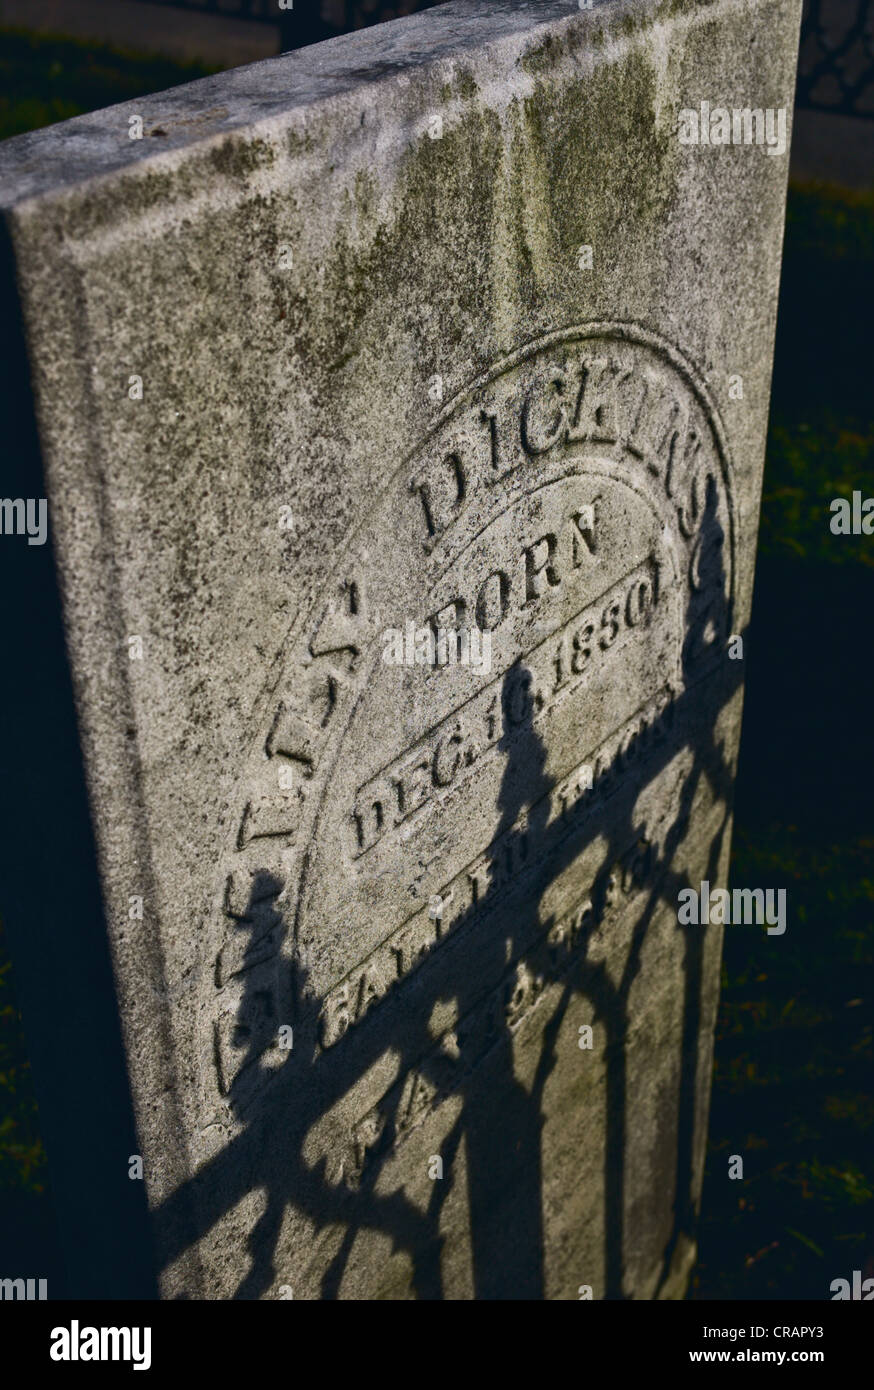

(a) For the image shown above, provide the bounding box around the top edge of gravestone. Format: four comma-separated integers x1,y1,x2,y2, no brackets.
0,0,691,212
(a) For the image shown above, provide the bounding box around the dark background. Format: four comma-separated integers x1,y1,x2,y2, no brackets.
0,0,871,1300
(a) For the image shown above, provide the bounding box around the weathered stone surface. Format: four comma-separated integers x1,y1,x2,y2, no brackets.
0,0,801,1299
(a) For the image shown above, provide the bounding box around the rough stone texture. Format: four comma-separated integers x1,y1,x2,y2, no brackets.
0,0,801,1299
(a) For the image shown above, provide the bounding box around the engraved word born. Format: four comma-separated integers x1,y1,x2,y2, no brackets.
197,322,735,1139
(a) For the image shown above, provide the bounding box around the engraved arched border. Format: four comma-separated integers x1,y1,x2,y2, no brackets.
327,464,689,865
429,461,686,670
292,321,736,941
199,320,738,1116
415,320,736,611
313,462,688,864
216,319,737,833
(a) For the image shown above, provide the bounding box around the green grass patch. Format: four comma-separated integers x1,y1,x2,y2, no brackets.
0,917,47,1194
0,28,217,141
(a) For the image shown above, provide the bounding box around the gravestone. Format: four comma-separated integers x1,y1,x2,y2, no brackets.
0,0,802,1299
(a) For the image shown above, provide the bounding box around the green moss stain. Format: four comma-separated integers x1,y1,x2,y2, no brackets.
521,32,565,78
452,67,479,103
519,47,679,264
208,135,277,181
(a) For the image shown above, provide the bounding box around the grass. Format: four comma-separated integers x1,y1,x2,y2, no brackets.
692,182,874,1300
0,917,46,1195
0,28,217,142
756,186,874,570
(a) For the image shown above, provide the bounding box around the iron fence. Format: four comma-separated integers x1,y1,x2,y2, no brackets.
797,0,874,116
130,0,444,50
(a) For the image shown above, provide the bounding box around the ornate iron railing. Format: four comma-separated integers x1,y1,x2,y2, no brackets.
797,0,874,117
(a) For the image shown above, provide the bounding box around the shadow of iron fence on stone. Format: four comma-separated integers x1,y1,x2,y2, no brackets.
154,484,744,1300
